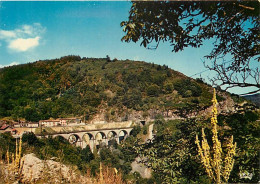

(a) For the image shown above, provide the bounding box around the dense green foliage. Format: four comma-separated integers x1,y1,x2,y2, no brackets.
0,132,137,181
219,111,260,183
135,118,210,183
173,79,202,98
0,101,259,183
0,56,215,121
133,110,259,183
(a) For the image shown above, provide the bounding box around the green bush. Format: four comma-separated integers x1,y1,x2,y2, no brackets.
147,84,160,97
142,126,148,135
131,125,141,137
163,83,174,94
22,132,38,146
173,79,202,97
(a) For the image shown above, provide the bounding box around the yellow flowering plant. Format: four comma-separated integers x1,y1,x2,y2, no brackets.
195,89,236,183
6,136,24,175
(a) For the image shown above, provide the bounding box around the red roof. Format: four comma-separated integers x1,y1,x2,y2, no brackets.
0,124,9,130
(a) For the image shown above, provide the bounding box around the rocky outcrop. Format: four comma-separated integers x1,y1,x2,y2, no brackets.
131,157,152,178
20,153,91,183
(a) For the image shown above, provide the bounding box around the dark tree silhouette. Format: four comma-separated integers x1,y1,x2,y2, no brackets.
121,1,259,93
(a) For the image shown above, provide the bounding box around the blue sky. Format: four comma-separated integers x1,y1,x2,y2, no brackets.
0,1,257,95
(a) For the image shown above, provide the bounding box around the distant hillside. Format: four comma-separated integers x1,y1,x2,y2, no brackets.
0,55,233,122
243,93,260,107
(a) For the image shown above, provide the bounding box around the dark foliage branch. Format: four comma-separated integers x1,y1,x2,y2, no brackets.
121,1,260,91
204,58,260,92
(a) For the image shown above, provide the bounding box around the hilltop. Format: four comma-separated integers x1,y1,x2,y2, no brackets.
243,93,260,107
0,55,242,123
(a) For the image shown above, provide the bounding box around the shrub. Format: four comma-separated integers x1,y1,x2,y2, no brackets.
131,125,141,137
22,132,38,146
142,126,148,135
147,84,160,97
174,79,202,97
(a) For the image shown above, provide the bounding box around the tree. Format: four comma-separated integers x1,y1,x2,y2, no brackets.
106,55,111,62
80,146,94,163
133,119,210,183
173,79,202,97
24,107,40,122
147,84,160,97
121,1,259,93
130,125,141,137
218,111,260,183
22,132,38,146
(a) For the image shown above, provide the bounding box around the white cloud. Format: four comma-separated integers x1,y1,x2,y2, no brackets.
22,25,33,35
0,23,45,52
16,24,45,37
0,30,16,39
0,62,20,68
8,36,40,52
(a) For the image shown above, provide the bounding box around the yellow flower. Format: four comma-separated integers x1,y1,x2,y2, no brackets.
195,89,236,183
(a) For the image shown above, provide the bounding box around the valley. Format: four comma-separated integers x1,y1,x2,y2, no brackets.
0,56,259,183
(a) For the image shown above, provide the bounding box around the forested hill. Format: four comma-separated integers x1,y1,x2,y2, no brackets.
243,93,260,107
0,55,238,122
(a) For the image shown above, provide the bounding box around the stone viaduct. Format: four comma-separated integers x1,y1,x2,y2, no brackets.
36,121,134,152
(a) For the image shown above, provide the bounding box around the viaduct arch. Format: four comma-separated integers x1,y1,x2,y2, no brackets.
50,127,133,152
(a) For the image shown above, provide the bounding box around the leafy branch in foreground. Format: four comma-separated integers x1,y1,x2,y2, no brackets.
195,89,236,183
121,1,259,92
